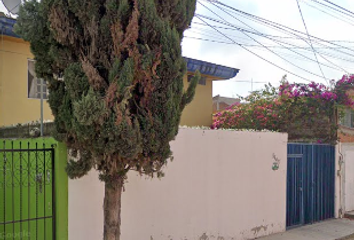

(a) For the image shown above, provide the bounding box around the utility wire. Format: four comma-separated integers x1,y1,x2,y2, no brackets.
201,0,354,73
194,15,314,82
309,0,354,20
195,3,347,73
190,0,354,78
295,0,328,83
209,0,348,74
184,36,234,45
320,0,354,16
191,16,354,65
186,34,354,72
300,0,354,27
196,3,330,80
192,21,354,48
196,3,344,77
197,8,354,59
209,0,354,55
185,35,354,71
190,22,354,69
209,1,354,71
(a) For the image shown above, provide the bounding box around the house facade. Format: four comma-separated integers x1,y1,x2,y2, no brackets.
0,13,239,127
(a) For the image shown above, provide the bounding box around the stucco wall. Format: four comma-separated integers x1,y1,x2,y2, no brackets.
68,129,288,240
180,75,213,127
341,143,354,212
0,36,53,126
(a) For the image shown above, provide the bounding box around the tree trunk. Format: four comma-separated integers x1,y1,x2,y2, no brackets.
103,178,124,240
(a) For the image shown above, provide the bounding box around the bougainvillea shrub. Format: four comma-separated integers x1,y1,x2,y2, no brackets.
213,76,354,143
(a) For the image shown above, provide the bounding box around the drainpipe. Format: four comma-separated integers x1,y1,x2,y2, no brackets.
337,142,344,218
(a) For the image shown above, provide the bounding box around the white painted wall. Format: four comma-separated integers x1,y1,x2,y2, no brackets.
335,145,342,218
342,143,354,212
68,170,104,240
68,129,288,240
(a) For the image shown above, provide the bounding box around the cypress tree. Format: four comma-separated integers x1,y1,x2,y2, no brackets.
16,1,199,239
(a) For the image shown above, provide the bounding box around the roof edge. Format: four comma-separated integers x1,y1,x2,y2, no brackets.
184,57,239,80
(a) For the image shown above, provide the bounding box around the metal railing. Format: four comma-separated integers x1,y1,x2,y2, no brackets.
0,142,55,240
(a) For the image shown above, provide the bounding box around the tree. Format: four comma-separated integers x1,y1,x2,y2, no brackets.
15,1,199,239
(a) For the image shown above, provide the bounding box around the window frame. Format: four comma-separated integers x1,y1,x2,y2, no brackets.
27,59,49,100
340,108,354,128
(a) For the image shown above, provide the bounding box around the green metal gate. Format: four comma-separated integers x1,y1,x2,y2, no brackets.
0,142,55,240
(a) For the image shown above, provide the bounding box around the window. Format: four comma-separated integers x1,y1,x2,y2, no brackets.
340,108,354,128
28,59,48,99
187,74,206,86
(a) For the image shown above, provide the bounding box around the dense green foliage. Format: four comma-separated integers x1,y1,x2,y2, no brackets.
16,0,199,183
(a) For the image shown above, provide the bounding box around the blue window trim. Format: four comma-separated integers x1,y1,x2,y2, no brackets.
184,57,239,79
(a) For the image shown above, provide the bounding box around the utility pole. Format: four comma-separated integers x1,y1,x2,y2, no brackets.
251,78,254,92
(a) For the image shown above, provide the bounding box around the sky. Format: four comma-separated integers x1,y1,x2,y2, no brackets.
2,0,354,98
182,0,354,97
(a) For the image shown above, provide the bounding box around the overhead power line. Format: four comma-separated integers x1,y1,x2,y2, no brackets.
320,0,354,16
295,0,327,83
199,0,354,72
212,0,354,71
300,0,354,27
198,2,346,74
185,0,354,84
197,3,330,80
191,21,354,49
190,13,354,66
197,1,347,78
207,0,354,55
308,0,354,20
194,14,314,82
184,36,354,72
211,0,349,74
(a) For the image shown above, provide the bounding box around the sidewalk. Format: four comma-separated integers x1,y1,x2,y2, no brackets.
257,219,354,240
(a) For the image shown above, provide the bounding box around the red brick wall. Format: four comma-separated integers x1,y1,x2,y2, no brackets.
339,126,354,143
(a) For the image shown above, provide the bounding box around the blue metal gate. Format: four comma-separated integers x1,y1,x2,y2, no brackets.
287,143,335,228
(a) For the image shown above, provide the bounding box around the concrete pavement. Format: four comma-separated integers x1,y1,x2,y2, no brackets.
256,219,354,240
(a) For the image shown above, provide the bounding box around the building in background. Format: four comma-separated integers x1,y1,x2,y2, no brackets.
212,94,240,113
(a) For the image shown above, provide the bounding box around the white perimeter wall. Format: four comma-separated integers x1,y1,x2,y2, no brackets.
341,143,354,212
69,129,288,240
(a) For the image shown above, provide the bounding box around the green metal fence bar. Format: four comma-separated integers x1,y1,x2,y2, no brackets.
0,142,55,240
